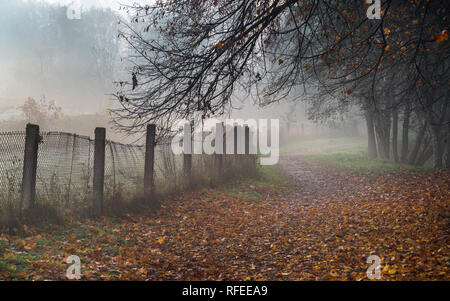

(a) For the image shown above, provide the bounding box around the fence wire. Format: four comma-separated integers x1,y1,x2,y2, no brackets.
0,130,243,210
0,132,25,201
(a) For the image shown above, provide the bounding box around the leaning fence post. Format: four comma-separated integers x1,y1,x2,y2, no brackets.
21,124,39,208
66,134,77,204
183,123,192,188
93,127,106,215
144,124,156,199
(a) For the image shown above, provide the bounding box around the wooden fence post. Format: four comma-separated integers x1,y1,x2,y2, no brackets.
245,125,250,154
183,123,192,188
213,122,224,185
233,125,238,167
21,124,39,208
66,134,77,203
244,125,250,172
222,123,228,179
144,124,156,199
93,127,106,215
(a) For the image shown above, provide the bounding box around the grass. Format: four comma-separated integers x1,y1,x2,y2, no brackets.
280,135,434,175
251,165,296,189
217,165,296,202
0,221,110,280
305,143,430,175
0,213,140,280
280,136,364,154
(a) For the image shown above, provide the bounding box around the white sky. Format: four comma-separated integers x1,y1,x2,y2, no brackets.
29,0,139,14
38,0,125,9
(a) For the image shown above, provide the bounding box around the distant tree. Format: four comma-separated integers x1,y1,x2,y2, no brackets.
18,96,63,128
0,1,121,109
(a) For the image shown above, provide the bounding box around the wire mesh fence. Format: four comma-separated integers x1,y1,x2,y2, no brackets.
0,131,25,203
0,129,253,217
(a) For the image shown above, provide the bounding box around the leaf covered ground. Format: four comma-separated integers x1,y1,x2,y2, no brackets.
0,156,448,281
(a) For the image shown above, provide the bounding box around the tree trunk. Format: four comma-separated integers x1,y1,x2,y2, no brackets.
416,143,433,166
400,104,410,164
365,111,377,158
415,134,431,166
408,121,427,165
445,123,450,169
424,96,448,169
375,113,391,159
351,119,359,136
429,125,444,168
392,108,399,163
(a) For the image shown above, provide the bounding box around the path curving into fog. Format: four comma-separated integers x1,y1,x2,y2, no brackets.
275,141,368,202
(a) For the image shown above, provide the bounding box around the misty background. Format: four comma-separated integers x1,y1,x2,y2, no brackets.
0,0,363,142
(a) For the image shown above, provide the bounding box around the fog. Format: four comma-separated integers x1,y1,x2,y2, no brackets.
0,0,363,143
0,0,125,110
0,0,126,139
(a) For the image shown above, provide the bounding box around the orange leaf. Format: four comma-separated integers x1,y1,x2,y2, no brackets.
432,30,448,44
388,269,397,275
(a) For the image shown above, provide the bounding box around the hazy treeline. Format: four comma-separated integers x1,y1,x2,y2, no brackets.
0,0,122,115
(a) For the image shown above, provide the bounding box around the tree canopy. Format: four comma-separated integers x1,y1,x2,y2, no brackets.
113,0,449,167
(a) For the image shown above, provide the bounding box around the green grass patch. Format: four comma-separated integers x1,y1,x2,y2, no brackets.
217,165,295,202
254,165,296,189
0,253,33,280
280,137,364,153
236,165,296,192
0,238,57,280
305,144,430,175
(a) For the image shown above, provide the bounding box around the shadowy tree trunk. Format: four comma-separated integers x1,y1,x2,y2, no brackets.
416,139,433,166
392,108,399,163
429,124,444,168
375,112,391,159
408,121,427,165
365,111,377,158
445,122,450,169
400,103,411,164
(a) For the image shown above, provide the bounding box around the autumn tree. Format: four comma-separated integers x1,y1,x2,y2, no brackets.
113,0,449,167
18,96,63,128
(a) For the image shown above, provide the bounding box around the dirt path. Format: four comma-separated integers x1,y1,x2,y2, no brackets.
275,141,368,202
